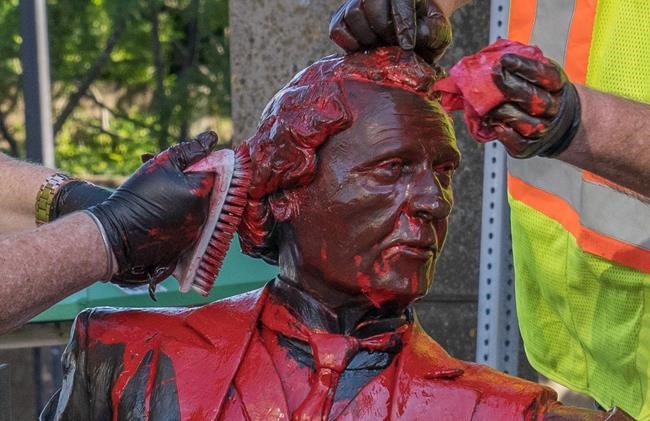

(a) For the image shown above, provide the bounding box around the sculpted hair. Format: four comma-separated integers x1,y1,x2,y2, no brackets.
238,47,445,264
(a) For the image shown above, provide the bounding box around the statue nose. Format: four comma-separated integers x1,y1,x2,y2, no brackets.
406,172,452,221
409,194,452,221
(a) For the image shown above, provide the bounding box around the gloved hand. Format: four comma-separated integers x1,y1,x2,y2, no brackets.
329,0,452,64
87,131,218,288
486,54,581,158
50,180,112,220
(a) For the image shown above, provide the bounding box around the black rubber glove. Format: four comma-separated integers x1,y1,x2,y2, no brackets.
329,0,452,64
50,181,113,220
87,131,218,287
486,54,581,158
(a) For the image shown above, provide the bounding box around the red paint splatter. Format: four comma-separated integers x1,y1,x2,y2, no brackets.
410,272,419,296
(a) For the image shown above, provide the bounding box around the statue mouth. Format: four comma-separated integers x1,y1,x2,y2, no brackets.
382,241,437,260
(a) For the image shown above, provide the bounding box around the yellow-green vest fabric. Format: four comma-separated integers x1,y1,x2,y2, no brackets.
508,1,650,418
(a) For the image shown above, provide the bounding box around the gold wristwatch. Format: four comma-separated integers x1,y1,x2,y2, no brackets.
35,173,76,226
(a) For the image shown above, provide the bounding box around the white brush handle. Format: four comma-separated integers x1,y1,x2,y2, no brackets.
175,149,235,293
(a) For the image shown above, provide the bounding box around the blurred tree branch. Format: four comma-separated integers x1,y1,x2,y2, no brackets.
177,0,200,141
0,0,230,174
85,92,158,135
150,5,170,150
72,116,120,140
0,109,18,157
53,16,128,137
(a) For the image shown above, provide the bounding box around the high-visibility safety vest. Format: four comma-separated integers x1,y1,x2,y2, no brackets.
506,1,650,418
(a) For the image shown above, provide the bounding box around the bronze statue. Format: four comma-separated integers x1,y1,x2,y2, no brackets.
41,48,628,420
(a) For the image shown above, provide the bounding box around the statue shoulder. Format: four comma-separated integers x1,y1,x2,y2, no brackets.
399,322,558,418
458,361,559,417
74,286,269,346
460,361,556,399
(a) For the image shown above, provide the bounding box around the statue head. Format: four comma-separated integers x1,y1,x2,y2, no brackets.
239,47,458,309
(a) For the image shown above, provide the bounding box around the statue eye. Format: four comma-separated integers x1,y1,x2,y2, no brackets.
372,158,405,182
434,164,456,188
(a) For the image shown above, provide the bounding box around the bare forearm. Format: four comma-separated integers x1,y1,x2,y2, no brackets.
558,86,650,198
0,212,109,335
0,152,55,234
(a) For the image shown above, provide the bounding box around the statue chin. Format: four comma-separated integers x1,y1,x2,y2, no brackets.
359,273,434,309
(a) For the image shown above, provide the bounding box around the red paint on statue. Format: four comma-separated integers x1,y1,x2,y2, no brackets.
67,293,573,420
238,47,443,265
273,79,456,310
83,304,265,420
356,271,374,298
410,272,420,296
42,47,623,421
372,259,389,279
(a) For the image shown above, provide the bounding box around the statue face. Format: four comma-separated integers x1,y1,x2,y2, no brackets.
279,81,459,308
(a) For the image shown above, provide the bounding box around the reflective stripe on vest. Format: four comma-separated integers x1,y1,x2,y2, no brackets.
507,0,650,273
529,0,575,64
508,0,598,83
507,2,650,417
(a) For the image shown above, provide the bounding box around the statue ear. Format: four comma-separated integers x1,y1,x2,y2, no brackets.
268,190,301,222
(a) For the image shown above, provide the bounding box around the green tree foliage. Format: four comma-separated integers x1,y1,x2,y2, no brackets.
0,1,22,157
0,0,230,175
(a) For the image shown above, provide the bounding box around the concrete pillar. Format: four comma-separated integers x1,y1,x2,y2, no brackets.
230,0,342,142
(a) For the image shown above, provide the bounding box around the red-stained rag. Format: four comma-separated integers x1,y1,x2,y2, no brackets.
434,39,548,142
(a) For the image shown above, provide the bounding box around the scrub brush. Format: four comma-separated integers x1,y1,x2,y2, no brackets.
176,146,251,296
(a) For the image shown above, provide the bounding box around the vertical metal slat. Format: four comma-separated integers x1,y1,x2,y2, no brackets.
475,0,520,375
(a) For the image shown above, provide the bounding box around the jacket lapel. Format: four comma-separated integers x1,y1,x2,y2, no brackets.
174,286,268,420
390,319,480,420
233,333,290,420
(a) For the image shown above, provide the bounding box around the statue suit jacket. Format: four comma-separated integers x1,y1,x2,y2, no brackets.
41,286,562,420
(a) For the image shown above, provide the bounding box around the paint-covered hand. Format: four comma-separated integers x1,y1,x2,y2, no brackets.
87,132,218,287
486,54,581,158
329,0,452,64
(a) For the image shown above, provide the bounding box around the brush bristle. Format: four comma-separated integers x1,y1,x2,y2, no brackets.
191,146,252,296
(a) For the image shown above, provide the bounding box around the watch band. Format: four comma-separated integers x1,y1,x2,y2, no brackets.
35,173,76,226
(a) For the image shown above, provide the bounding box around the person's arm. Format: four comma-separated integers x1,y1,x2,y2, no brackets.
0,132,218,335
479,53,650,198
0,152,115,235
0,152,55,234
559,85,650,197
0,212,110,335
